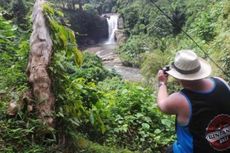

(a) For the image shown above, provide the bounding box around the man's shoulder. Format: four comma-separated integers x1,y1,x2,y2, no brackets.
169,92,189,105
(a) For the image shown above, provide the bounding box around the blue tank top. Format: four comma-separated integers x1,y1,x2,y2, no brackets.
173,124,193,153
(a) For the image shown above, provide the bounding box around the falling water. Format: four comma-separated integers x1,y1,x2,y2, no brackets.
105,14,119,45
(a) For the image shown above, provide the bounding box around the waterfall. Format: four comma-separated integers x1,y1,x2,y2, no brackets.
105,14,119,45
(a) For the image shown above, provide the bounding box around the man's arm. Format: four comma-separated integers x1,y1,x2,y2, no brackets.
157,70,170,112
156,70,189,116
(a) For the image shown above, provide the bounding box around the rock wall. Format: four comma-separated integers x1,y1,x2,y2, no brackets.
63,9,108,46
115,15,127,45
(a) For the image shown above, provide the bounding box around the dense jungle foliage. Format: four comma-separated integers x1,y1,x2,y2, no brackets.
116,0,230,83
0,0,230,153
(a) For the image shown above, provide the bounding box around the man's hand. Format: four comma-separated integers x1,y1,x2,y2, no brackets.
157,70,168,84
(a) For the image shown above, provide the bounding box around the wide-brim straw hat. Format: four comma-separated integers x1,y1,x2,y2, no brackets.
167,49,212,81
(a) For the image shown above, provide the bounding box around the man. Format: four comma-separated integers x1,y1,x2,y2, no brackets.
157,49,230,153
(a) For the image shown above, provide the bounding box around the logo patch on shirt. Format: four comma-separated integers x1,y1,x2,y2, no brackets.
205,114,230,151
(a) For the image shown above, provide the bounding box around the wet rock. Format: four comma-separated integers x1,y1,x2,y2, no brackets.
115,29,127,45
118,16,124,29
114,15,127,45
88,39,96,45
102,14,110,19
86,44,143,82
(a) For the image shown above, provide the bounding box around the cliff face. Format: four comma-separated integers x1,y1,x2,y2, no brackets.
89,16,108,45
115,15,127,45
63,9,108,46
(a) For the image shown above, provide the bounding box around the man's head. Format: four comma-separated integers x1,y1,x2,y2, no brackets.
166,49,212,81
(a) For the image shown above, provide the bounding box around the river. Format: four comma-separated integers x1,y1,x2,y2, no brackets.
85,43,143,82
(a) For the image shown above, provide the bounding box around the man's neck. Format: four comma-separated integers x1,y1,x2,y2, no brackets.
181,78,212,91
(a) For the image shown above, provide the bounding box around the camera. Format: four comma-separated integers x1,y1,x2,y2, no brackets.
162,65,170,74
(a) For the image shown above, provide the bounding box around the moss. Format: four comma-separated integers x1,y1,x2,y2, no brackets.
74,135,137,153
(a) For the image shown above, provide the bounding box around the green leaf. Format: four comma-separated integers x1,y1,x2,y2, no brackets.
121,89,128,94
58,27,68,47
90,111,95,125
142,123,150,130
161,119,172,127
154,129,161,134
74,48,83,66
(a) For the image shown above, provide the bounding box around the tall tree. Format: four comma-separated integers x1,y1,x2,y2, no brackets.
27,0,55,126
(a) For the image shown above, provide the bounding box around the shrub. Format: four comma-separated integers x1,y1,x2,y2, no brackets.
118,35,148,67
72,52,118,82
141,50,171,85
97,78,175,153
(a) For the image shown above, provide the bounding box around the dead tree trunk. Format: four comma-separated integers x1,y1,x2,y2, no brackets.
27,0,55,127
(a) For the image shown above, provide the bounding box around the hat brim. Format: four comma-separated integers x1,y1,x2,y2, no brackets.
167,58,212,81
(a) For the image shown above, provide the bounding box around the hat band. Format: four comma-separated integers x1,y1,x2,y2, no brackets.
172,62,201,74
